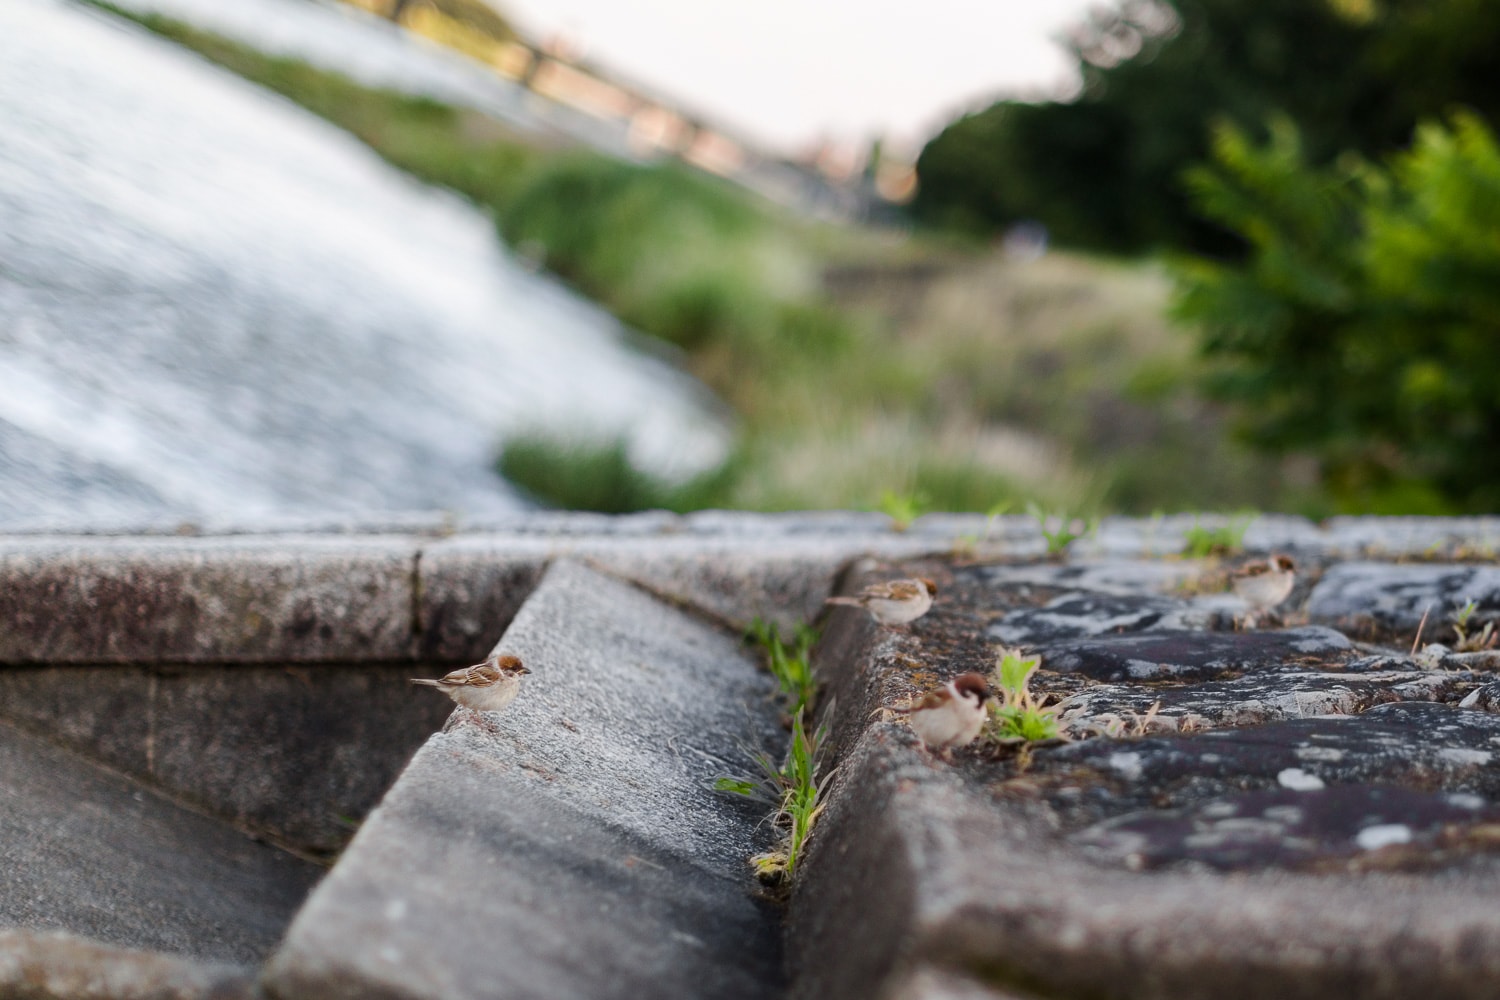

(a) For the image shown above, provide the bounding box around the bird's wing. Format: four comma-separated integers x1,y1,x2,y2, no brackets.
440,662,501,687
863,579,919,601
891,688,952,714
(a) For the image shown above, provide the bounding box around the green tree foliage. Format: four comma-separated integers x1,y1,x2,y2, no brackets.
913,0,1500,253
1173,114,1500,512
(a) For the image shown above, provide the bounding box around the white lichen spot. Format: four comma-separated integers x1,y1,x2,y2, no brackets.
1437,748,1493,766
1277,767,1325,791
1356,824,1412,851
384,899,408,921
1296,746,1346,762
1108,751,1144,781
1263,805,1305,824
1125,659,1166,679
1446,793,1486,811
1202,801,1239,819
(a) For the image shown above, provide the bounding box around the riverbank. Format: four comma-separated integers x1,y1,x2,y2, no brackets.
93,2,1312,518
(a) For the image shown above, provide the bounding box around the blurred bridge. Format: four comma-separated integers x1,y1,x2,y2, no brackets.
368,0,917,221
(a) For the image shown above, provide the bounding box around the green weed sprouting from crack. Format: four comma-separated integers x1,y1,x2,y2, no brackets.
746,617,818,717
1181,512,1256,558
1027,503,1095,558
1453,600,1498,652
876,490,929,532
714,707,835,888
985,648,1063,743
715,620,831,891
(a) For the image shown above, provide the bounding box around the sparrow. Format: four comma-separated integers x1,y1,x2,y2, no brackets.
1231,555,1296,626
893,672,992,756
825,577,937,626
411,653,530,711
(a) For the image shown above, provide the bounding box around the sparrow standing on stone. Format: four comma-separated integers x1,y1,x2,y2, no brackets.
825,577,937,626
411,653,530,711
893,672,992,756
1231,555,1296,627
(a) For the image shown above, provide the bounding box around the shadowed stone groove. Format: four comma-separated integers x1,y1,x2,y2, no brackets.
0,719,321,966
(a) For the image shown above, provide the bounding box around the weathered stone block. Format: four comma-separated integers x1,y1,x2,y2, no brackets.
799,550,1500,1000
0,536,420,663
412,537,549,662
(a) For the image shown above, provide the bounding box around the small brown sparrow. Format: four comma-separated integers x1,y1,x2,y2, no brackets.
825,577,937,626
1231,555,1296,626
411,653,530,711
893,672,992,755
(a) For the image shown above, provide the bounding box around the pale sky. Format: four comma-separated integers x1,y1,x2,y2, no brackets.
496,0,1101,156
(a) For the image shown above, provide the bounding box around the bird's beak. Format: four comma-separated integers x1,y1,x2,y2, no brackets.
516,665,532,674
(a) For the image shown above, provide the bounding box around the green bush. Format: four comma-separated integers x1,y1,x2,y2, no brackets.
500,157,815,356
913,0,1500,254
1173,113,1500,512
497,434,736,513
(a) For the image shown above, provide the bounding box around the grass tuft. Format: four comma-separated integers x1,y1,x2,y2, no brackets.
746,618,819,717
1181,513,1255,558
713,707,834,889
985,649,1062,743
1028,503,1096,558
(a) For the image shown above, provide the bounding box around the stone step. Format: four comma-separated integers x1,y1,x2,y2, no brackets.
262,559,789,1000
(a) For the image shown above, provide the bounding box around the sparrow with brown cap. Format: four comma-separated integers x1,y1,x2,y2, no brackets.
826,577,937,627
1231,555,1296,627
412,653,530,711
893,672,992,757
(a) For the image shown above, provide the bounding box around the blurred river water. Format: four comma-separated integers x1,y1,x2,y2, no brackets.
0,0,729,527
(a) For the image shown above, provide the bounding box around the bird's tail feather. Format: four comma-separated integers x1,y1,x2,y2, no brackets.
825,596,862,607
409,678,442,687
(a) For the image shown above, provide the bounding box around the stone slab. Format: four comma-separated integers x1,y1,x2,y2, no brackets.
0,719,321,966
1035,702,1500,825
1055,665,1475,730
418,532,940,644
1319,516,1500,557
0,536,420,664
0,664,451,855
263,560,786,1000
0,930,255,1000
1035,626,1354,682
1071,784,1500,871
990,591,1230,645
1307,561,1500,641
